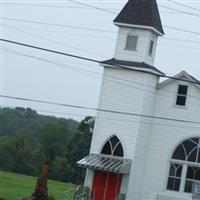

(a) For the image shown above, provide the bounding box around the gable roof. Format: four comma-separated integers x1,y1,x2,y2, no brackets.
157,71,200,89
100,58,165,76
114,0,164,35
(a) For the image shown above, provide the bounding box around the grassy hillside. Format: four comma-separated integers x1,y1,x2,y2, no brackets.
0,171,75,200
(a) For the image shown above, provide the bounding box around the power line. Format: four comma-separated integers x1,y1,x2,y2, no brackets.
3,23,200,51
1,17,115,33
163,37,200,44
1,3,99,9
1,2,121,11
158,42,200,50
3,2,198,15
0,104,87,118
2,104,200,130
1,23,106,58
167,0,200,13
3,47,200,103
2,22,200,51
159,4,200,18
2,17,200,36
164,25,200,36
2,48,104,78
68,0,200,17
1,38,200,86
67,0,116,14
2,24,200,54
3,22,200,45
0,38,100,63
1,94,200,125
67,0,200,35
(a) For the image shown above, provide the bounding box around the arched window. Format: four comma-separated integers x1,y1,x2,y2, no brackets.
101,136,124,157
167,137,200,193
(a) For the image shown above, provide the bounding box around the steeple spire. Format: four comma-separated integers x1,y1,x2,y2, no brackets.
114,0,164,35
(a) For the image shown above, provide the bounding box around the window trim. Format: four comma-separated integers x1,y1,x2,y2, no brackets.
167,138,200,194
167,162,200,194
175,85,188,107
125,34,138,51
101,135,124,157
148,40,154,56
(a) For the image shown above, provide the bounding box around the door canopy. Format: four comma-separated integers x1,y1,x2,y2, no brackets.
77,153,131,174
77,135,131,174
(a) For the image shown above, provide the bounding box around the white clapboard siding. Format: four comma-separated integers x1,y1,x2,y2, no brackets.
89,67,160,199
114,27,158,66
141,80,200,200
84,17,200,199
87,65,200,200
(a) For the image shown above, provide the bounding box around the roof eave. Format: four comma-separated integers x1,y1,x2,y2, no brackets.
114,22,164,36
157,71,200,90
100,62,165,76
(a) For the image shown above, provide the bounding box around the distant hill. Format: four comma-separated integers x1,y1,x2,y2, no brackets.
0,107,79,137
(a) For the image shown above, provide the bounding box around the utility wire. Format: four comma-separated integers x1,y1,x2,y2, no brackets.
0,38,99,63
167,0,200,13
0,2,179,14
23,110,200,130
164,25,200,36
2,17,200,36
68,0,200,18
1,38,200,86
3,23,200,45
3,47,200,103
2,104,200,130
1,17,115,33
67,0,200,35
0,104,87,118
67,0,116,14
1,23,106,58
0,23,200,50
159,4,200,18
3,23,200,51
1,3,99,9
1,94,200,125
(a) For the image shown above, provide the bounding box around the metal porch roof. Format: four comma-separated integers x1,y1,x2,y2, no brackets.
77,154,132,174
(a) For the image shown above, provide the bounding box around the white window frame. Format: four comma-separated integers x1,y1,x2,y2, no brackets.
148,40,154,56
167,138,200,194
175,84,188,107
168,161,200,193
125,33,138,51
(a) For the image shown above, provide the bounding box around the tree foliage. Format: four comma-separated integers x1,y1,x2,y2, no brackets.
0,107,93,184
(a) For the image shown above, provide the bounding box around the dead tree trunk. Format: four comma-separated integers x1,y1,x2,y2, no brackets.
30,160,49,200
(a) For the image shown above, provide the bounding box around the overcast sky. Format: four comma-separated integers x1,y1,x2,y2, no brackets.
0,0,200,121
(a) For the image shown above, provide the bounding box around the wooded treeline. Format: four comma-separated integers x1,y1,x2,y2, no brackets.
0,107,93,184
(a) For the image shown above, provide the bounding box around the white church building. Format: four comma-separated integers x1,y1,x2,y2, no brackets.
77,0,200,199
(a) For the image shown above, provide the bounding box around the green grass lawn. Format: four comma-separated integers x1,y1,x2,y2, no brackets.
0,171,76,200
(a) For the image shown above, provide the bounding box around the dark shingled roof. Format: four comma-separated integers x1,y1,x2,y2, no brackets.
100,58,165,75
114,0,164,35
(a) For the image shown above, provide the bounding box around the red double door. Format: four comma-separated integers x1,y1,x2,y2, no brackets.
92,171,122,200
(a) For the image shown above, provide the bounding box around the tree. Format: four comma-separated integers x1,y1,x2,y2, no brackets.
67,116,93,184
0,132,38,175
50,156,71,182
0,107,94,184
39,121,69,162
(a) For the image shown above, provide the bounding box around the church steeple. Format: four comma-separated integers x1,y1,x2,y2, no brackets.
114,0,164,35
101,0,165,68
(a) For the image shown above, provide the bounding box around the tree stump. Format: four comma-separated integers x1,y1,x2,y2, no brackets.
30,161,49,200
